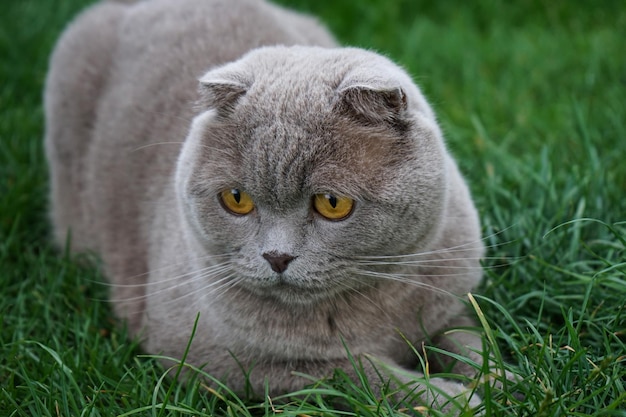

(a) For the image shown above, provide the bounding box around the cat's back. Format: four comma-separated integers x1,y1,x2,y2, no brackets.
47,0,335,141
97,0,335,79
45,0,335,262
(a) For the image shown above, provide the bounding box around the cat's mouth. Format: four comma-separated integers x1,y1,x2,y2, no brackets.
240,272,337,304
255,273,311,290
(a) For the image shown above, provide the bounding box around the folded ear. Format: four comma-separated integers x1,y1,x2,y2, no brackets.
198,69,251,116
337,85,409,131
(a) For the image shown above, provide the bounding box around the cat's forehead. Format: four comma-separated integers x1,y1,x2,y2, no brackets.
239,67,339,126
229,116,410,209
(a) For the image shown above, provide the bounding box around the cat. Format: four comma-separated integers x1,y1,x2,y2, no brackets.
45,0,485,412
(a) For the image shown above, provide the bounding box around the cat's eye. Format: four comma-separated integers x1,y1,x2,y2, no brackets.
313,193,354,221
219,189,255,215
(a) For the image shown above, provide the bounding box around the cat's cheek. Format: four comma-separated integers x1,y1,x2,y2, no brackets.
317,205,391,255
351,205,434,256
214,213,260,246
308,203,398,258
309,218,353,240
183,196,258,252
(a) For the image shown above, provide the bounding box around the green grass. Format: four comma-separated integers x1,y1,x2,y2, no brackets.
1,0,625,415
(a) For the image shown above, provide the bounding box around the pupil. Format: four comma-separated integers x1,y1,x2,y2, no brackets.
327,194,337,208
232,189,241,204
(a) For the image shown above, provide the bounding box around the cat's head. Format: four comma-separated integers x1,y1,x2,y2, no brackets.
175,46,450,304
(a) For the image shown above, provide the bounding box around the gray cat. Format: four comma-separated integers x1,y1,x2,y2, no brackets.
45,0,485,412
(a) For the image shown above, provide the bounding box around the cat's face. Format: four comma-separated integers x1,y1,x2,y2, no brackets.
175,47,448,304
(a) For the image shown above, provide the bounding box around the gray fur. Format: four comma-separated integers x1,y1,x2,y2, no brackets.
46,0,485,411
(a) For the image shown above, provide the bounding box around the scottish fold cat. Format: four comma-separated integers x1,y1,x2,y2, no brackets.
46,0,485,411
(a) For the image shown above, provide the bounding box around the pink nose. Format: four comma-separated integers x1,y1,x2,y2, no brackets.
262,252,296,274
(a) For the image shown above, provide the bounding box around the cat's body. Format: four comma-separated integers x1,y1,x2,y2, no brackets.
46,0,485,410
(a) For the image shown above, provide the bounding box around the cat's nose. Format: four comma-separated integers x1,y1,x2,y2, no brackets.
262,252,296,274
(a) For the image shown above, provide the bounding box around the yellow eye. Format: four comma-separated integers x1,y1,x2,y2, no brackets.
313,193,354,220
219,189,255,215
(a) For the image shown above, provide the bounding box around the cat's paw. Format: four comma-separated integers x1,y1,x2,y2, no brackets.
400,376,482,415
367,357,481,415
474,366,525,402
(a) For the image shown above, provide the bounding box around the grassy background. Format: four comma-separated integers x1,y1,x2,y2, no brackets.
1,0,624,415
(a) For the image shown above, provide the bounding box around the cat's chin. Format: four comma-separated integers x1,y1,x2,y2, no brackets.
240,277,341,306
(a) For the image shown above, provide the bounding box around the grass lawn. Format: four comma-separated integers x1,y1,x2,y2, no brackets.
1,0,624,415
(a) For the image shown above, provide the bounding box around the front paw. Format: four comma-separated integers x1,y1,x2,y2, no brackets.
396,374,482,415
473,365,525,403
366,356,481,415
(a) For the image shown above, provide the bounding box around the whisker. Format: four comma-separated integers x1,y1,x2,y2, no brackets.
131,141,185,152
351,269,464,299
355,256,520,267
351,227,518,261
200,276,244,303
335,279,401,321
86,252,236,287
351,242,511,261
159,273,240,307
106,268,236,304
96,261,233,289
362,269,491,279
